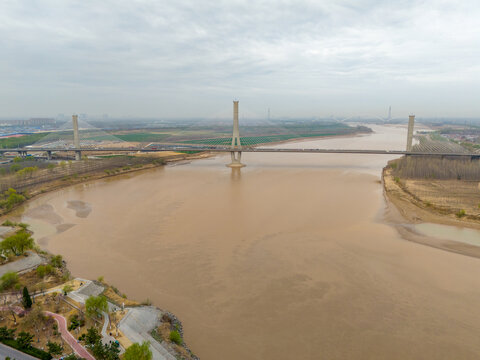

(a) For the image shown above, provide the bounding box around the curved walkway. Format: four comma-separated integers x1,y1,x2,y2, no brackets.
0,251,45,277
45,311,95,360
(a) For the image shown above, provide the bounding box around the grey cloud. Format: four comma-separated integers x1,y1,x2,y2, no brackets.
0,0,479,117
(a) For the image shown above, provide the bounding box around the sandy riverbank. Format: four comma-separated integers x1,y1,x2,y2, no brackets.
383,165,480,258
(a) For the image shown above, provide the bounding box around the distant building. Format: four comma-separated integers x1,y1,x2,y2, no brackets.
1,118,56,126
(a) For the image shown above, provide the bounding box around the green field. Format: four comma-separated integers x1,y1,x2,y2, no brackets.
0,133,49,148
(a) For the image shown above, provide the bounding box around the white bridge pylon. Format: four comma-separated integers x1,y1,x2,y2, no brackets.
227,100,246,168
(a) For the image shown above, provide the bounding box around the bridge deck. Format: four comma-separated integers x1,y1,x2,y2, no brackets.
1,147,479,157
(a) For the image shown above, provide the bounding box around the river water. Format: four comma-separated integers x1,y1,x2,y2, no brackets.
14,125,480,359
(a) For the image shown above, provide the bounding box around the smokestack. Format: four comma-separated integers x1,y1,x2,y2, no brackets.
406,114,415,151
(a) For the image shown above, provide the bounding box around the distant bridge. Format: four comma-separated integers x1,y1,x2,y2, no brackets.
2,102,479,166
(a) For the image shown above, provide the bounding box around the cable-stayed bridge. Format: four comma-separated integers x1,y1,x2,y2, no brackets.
1,102,479,167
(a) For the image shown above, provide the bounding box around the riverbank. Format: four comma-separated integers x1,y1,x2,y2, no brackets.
0,222,198,359
0,152,209,359
383,163,480,258
0,151,212,217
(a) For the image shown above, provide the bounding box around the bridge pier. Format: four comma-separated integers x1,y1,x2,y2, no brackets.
75,150,82,161
227,100,246,168
228,151,245,168
46,150,52,160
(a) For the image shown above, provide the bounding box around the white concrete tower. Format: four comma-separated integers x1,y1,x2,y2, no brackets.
406,114,415,152
72,114,82,160
227,100,245,168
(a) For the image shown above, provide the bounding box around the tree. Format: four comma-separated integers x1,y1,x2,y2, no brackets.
17,331,34,348
124,341,152,360
63,284,73,295
22,286,32,309
36,265,46,278
82,327,119,360
0,230,34,256
47,341,63,355
23,306,44,334
0,188,25,210
0,271,18,291
84,327,102,346
85,295,108,319
0,326,15,340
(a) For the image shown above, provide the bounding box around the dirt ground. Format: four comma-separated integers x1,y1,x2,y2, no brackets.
383,167,480,227
383,166,480,258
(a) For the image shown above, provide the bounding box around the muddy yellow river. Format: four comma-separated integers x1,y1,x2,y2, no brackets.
16,125,480,359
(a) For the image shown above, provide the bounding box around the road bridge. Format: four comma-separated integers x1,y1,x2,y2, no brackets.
1,102,478,165
0,147,478,158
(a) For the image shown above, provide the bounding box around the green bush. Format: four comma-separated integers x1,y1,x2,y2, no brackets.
50,254,63,268
169,330,182,345
0,338,52,360
0,271,19,290
456,209,466,218
37,265,46,278
0,188,26,210
0,230,34,255
46,341,63,355
1,219,15,227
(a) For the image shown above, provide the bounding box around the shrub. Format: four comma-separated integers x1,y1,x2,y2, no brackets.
0,326,15,340
63,284,73,295
36,265,46,278
45,264,54,274
169,330,182,345
0,338,52,360
0,188,26,210
0,271,18,290
124,341,152,360
17,331,34,348
1,219,15,227
46,341,63,355
50,255,63,268
68,314,84,331
17,223,29,230
456,209,466,218
9,164,21,173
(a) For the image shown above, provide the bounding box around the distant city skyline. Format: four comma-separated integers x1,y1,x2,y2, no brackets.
1,1,480,118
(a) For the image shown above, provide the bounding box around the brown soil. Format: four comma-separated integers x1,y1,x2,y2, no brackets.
383,166,480,228
383,166,480,258
102,287,139,307
155,323,195,360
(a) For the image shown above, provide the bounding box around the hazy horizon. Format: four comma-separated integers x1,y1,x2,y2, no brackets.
1,0,480,119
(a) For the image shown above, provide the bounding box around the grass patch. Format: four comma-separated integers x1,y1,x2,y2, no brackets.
169,330,183,345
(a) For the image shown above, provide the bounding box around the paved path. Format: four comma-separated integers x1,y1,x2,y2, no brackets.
0,342,39,360
118,307,176,360
66,279,173,359
45,311,95,360
0,251,45,277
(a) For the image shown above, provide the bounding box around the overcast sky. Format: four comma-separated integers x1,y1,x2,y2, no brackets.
1,0,479,119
